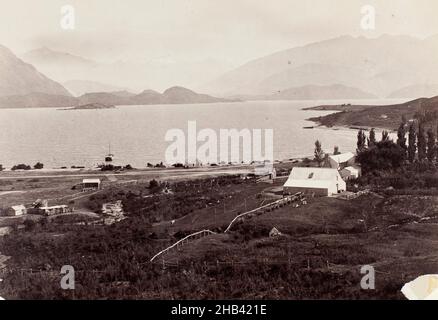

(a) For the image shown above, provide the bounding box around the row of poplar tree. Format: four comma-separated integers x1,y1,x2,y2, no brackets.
356,116,438,163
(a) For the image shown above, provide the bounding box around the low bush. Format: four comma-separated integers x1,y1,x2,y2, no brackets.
33,162,44,169
11,164,31,170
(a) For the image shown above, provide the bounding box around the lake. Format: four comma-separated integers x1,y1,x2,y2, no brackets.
0,99,403,169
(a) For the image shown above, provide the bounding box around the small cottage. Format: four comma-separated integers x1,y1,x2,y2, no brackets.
328,152,356,170
340,165,362,180
82,178,101,191
3,204,27,216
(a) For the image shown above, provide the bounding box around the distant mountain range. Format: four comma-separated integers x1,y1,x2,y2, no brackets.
0,44,231,108
231,84,376,101
0,44,71,97
21,47,100,86
0,86,232,108
4,34,438,105
20,47,232,93
201,35,438,98
387,84,438,99
63,80,131,97
79,86,232,106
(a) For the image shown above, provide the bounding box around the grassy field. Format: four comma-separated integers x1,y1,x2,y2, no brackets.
1,166,438,299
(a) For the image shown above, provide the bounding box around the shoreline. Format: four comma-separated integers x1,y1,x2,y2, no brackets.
0,100,382,171
308,122,397,133
302,97,426,131
0,158,306,177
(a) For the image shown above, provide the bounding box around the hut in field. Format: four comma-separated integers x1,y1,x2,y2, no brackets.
82,178,101,191
2,204,27,216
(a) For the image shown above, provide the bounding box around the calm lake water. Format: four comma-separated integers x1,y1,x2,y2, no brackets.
0,99,403,169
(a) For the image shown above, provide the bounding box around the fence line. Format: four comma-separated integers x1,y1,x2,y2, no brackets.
150,192,305,263
149,229,216,262
224,192,303,233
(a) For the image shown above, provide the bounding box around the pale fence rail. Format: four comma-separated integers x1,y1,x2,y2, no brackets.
150,229,216,262
149,192,304,263
224,192,302,233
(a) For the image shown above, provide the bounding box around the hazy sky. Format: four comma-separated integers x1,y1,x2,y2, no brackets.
1,0,438,69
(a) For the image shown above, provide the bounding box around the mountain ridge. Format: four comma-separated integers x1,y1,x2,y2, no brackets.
0,44,71,97
0,86,234,108
229,84,376,101
387,84,438,99
201,34,438,98
63,80,131,96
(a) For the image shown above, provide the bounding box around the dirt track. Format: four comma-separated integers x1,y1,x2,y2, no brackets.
0,166,253,180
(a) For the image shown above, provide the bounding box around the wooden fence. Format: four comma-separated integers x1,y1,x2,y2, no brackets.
149,229,216,262
224,192,303,233
150,192,305,264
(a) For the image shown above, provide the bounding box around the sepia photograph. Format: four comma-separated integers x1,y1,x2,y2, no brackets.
1,0,438,307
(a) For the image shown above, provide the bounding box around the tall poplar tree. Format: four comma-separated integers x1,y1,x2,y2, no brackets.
427,128,436,162
314,140,324,167
408,123,417,163
417,123,427,161
357,129,366,152
397,122,407,157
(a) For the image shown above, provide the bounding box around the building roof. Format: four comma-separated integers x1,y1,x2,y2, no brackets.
254,165,275,176
11,204,26,211
82,178,101,184
343,165,360,173
40,205,68,210
284,167,342,189
328,152,355,164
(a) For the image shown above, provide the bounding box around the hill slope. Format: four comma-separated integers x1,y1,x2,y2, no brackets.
63,80,131,96
0,45,71,97
21,47,99,85
306,96,438,130
270,84,376,100
0,86,232,108
387,84,438,99
202,35,438,98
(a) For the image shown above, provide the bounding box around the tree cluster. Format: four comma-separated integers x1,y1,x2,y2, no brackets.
357,118,438,173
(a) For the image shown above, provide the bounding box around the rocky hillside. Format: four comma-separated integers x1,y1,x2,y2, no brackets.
0,44,71,97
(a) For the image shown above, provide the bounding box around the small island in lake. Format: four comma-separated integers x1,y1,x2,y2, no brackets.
59,103,115,110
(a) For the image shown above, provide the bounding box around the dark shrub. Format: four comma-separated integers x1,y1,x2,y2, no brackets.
23,219,36,231
33,162,44,169
172,163,184,168
11,164,31,170
149,179,159,189
357,140,405,173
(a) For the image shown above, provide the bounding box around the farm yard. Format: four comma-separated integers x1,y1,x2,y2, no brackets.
1,161,438,299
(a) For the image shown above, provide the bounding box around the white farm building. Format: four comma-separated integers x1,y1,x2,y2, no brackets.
340,165,362,180
2,204,27,216
328,152,355,170
283,167,346,196
82,178,101,191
